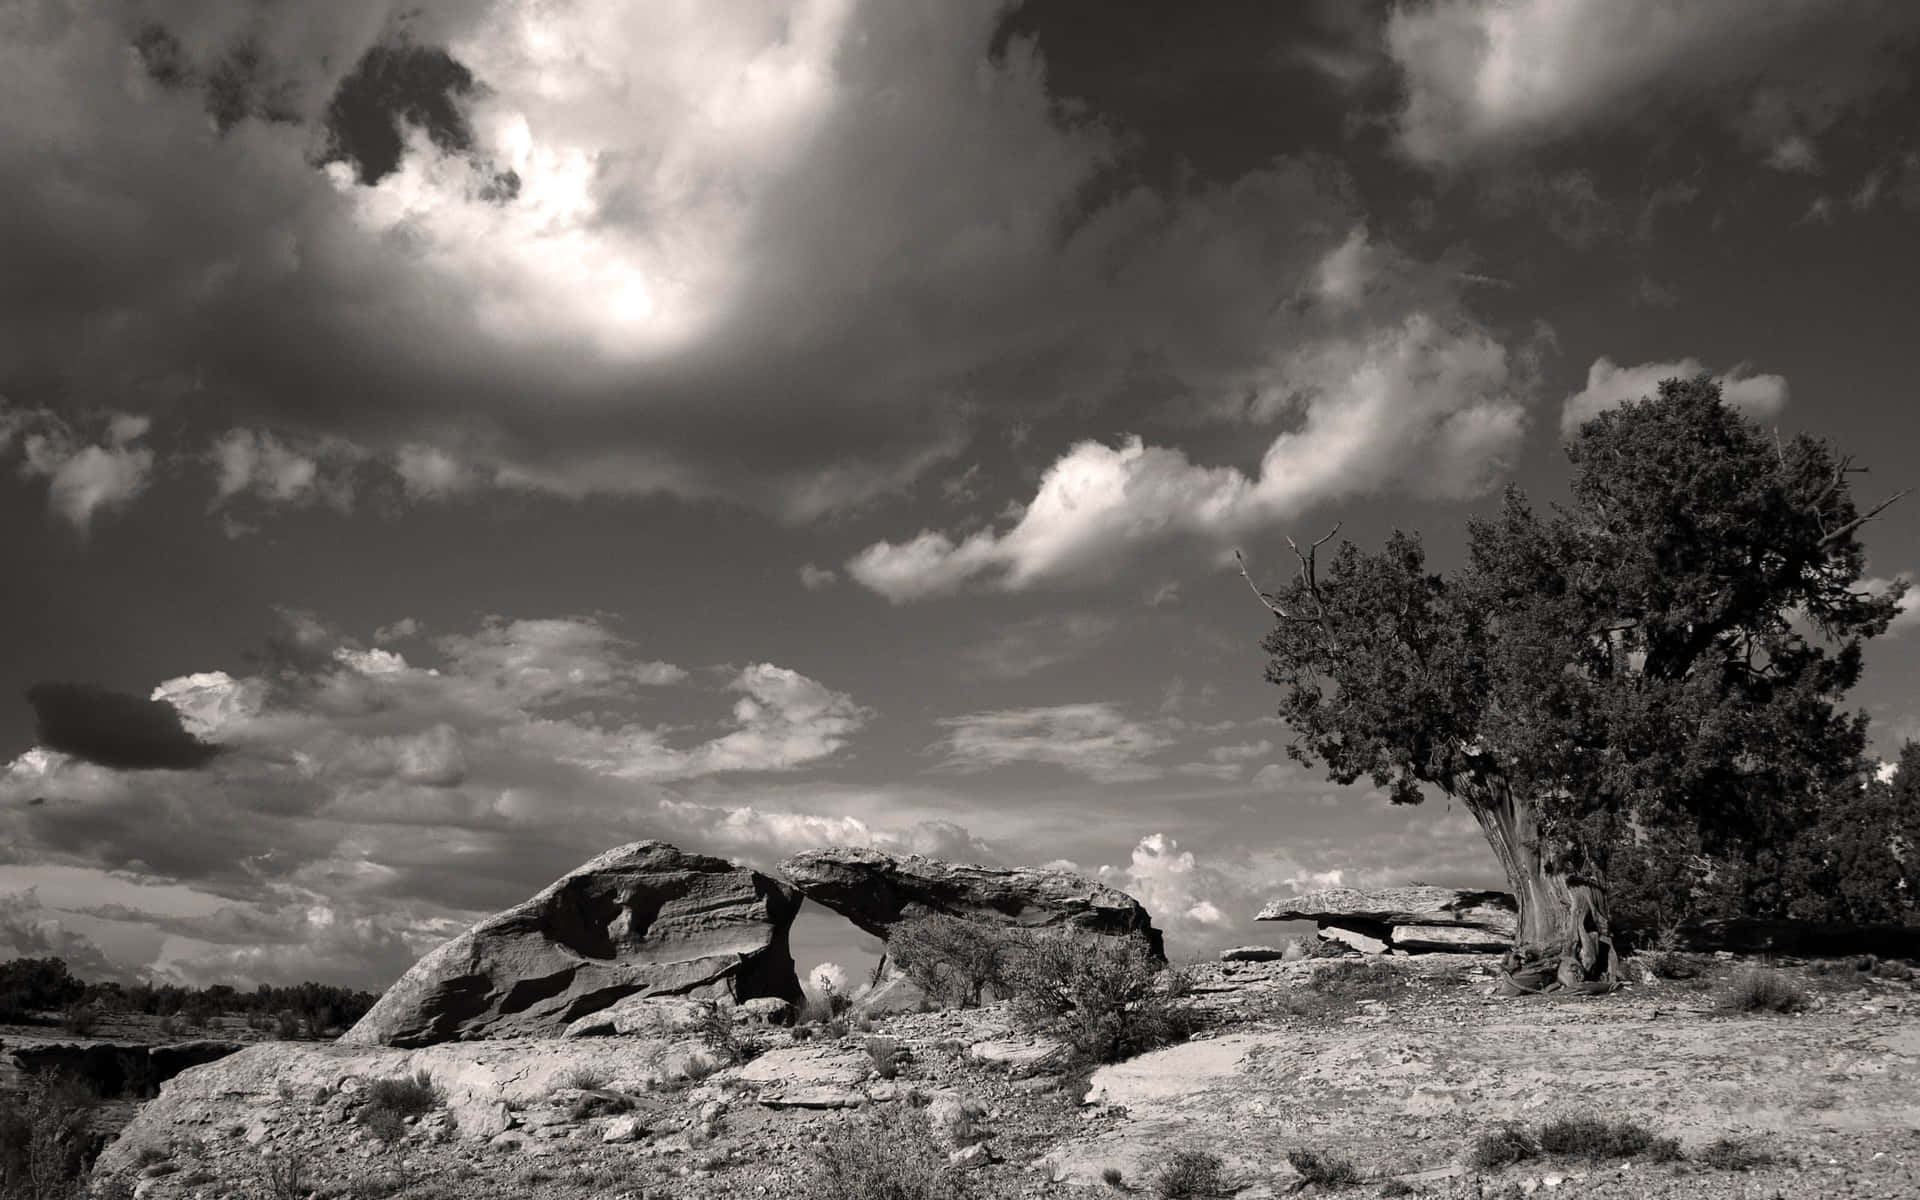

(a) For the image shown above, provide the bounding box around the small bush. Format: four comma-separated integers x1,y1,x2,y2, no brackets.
1154,1148,1224,1198
56,1004,100,1038
1871,958,1914,981
801,1106,969,1200
1003,930,1199,1065
363,1071,439,1117
560,1067,607,1091
865,1036,902,1079
1308,960,1405,1001
889,915,1017,1009
1286,1147,1361,1188
1100,1165,1125,1187
1718,968,1809,1014
1696,1138,1776,1171
156,1014,182,1039
0,1072,102,1198
1376,1181,1417,1197
258,1149,310,1200
1536,1115,1676,1160
1469,1124,1539,1171
274,1010,304,1041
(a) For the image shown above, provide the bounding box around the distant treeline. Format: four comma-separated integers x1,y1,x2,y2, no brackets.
0,956,378,1032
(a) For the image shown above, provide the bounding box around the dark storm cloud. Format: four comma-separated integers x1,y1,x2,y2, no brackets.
26,683,222,771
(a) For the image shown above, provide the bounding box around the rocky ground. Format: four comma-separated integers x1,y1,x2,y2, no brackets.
81,953,1920,1200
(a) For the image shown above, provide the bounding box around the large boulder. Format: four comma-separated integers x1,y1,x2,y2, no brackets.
342,842,803,1047
779,848,1164,959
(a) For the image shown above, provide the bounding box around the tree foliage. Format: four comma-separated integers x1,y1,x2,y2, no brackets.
1257,377,1909,934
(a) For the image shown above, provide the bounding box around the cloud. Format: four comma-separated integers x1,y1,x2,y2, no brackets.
933,703,1173,783
0,611,875,932
0,889,139,985
960,613,1120,680
1766,134,1822,174
798,564,838,592
850,313,1524,599
26,683,224,770
1099,834,1224,929
1386,0,1920,166
1561,357,1789,436
4,406,155,530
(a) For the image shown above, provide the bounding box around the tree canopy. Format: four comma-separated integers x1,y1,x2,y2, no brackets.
1255,377,1911,945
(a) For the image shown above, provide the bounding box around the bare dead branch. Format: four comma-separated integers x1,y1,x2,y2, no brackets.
1234,549,1289,617
1819,488,1912,548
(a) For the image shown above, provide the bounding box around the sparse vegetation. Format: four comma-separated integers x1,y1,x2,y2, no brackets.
1468,1124,1540,1171
801,1106,970,1200
1100,1165,1125,1188
0,1072,102,1200
1002,929,1199,1065
888,914,1016,1008
1718,968,1810,1014
1286,1147,1362,1188
1696,1138,1778,1170
55,1004,98,1038
864,1035,903,1078
1153,1148,1224,1198
257,1149,310,1200
1536,1114,1681,1162
357,1070,441,1142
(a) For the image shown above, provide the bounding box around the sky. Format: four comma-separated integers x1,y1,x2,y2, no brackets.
3,0,1919,991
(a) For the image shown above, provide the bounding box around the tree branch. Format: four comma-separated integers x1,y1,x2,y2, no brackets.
1819,488,1912,548
1234,549,1288,617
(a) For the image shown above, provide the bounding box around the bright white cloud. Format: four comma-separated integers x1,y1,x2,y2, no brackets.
1099,834,1224,929
851,314,1522,599
933,703,1173,783
1561,356,1789,436
1386,0,1920,166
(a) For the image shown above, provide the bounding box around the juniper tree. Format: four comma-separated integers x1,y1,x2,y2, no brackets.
1247,377,1907,984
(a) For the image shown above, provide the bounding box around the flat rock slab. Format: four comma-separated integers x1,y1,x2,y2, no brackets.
1220,945,1288,962
779,848,1164,959
968,1036,1067,1072
1046,1002,1920,1196
1318,924,1388,955
739,1043,870,1109
1258,885,1516,933
1392,924,1510,953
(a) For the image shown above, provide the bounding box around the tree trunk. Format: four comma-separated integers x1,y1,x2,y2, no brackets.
1461,775,1621,993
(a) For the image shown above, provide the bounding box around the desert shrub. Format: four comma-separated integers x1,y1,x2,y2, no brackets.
274,1010,304,1040
1871,958,1914,981
357,1070,439,1142
1696,1138,1776,1170
1536,1115,1678,1161
1153,1148,1224,1198
694,1004,759,1065
155,1015,181,1039
1718,968,1809,1014
1002,930,1199,1064
1286,1147,1361,1188
1100,1165,1125,1187
560,1067,607,1091
564,1089,634,1122
1376,1181,1416,1197
1468,1124,1539,1171
801,1106,969,1200
888,915,1016,1009
0,1072,102,1200
257,1149,310,1200
864,1036,902,1079
55,1004,98,1038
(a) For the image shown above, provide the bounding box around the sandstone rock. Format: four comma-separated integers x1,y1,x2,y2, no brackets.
1257,885,1516,935
779,848,1164,959
462,1101,512,1139
564,995,717,1038
1220,945,1288,962
853,970,932,1017
949,1143,992,1169
736,997,795,1026
970,1037,1068,1074
1391,924,1511,953
602,1115,645,1144
740,1043,870,1109
1317,924,1387,955
342,841,804,1046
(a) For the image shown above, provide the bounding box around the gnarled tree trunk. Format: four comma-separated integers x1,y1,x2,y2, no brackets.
1461,775,1621,993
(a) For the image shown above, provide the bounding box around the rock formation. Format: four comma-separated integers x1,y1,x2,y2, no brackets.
1257,885,1516,955
779,848,1164,959
4,1038,240,1099
342,842,804,1047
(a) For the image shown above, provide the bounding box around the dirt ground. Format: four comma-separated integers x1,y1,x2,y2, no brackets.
76,953,1920,1199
